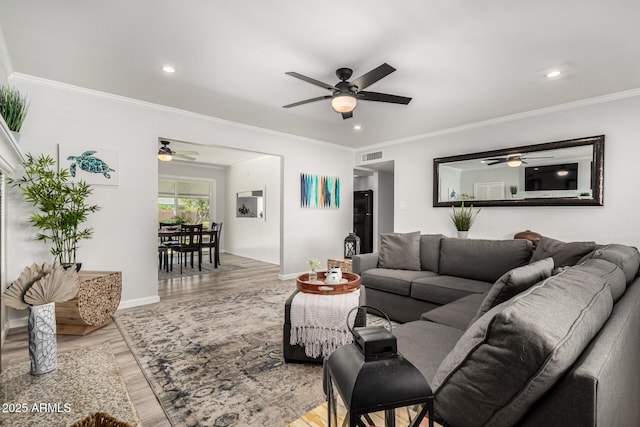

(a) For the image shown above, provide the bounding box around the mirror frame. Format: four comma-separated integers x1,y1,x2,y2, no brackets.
236,188,266,219
433,135,604,207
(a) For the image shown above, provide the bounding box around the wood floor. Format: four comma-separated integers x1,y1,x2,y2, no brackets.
2,253,286,427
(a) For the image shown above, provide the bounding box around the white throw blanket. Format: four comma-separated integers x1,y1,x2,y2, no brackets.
289,289,360,358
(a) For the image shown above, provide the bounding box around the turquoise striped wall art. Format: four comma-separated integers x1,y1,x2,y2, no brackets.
300,173,340,208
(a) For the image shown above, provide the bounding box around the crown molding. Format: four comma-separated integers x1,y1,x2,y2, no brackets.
11,73,354,153
358,87,640,152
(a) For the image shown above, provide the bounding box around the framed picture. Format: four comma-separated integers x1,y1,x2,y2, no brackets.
301,173,340,208
58,145,119,186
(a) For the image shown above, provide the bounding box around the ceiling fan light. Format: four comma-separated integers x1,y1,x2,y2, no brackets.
507,159,522,167
158,152,173,162
331,94,357,113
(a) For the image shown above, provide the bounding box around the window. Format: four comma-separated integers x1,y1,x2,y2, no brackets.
158,178,213,227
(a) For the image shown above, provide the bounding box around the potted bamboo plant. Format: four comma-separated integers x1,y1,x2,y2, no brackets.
8,153,100,269
450,201,481,239
0,84,29,139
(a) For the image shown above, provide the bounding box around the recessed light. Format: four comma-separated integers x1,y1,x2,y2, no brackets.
545,70,562,78
353,124,362,130
162,66,176,73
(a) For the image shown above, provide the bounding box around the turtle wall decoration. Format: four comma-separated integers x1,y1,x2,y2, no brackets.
67,150,116,179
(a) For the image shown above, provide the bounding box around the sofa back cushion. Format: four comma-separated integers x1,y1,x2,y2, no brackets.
530,236,596,267
431,268,613,427
573,258,627,302
378,231,421,270
580,244,640,284
439,238,533,283
420,234,444,272
472,257,554,323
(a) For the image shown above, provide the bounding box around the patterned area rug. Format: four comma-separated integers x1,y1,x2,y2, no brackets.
158,260,245,280
0,342,140,426
114,285,325,426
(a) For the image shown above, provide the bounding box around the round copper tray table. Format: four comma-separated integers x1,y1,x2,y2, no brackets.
296,271,361,295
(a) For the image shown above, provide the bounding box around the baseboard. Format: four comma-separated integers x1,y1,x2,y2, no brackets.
279,271,307,281
5,296,161,332
117,295,160,310
8,316,27,330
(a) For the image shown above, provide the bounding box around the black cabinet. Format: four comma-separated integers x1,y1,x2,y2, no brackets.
354,190,373,254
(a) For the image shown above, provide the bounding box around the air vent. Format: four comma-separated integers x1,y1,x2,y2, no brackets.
361,150,383,162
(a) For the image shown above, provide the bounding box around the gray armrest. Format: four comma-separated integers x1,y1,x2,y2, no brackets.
352,252,379,274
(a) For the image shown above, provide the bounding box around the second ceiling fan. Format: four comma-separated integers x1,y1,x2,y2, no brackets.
283,63,412,119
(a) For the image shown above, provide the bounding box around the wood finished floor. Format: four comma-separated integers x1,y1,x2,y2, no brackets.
2,253,287,427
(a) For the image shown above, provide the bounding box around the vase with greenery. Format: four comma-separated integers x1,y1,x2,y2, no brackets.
307,258,321,282
8,153,100,267
0,85,29,136
450,201,480,238
510,185,518,198
3,262,80,374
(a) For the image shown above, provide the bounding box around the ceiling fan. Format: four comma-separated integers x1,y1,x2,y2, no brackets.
283,63,412,119
157,140,199,162
484,154,553,167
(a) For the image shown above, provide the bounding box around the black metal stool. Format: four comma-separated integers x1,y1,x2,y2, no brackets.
324,307,434,427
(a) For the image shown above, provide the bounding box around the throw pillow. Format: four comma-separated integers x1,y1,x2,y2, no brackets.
378,231,421,271
472,257,554,322
432,268,613,427
530,236,596,267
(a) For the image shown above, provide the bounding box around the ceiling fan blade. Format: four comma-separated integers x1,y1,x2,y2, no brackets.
356,91,412,104
173,153,196,161
486,160,506,166
176,150,199,155
285,72,337,91
521,156,554,160
351,63,396,90
283,95,332,108
341,111,353,120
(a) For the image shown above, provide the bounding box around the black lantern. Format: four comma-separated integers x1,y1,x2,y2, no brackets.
344,232,361,259
325,307,434,427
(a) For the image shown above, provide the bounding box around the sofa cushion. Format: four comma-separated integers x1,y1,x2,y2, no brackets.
473,257,554,321
573,258,627,302
431,268,613,427
439,238,533,283
361,268,437,296
411,275,493,305
394,321,465,384
421,293,485,330
378,231,421,270
530,236,596,267
582,244,640,284
420,234,444,272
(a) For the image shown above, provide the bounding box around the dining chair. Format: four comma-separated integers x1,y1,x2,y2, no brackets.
173,223,203,273
200,222,223,268
158,222,181,272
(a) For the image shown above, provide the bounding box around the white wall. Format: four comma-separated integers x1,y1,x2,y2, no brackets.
226,155,280,264
5,75,354,325
356,92,640,246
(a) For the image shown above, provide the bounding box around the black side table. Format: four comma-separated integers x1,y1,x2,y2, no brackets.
325,343,434,427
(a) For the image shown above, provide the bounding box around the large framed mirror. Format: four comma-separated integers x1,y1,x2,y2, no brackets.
433,135,604,207
236,189,265,219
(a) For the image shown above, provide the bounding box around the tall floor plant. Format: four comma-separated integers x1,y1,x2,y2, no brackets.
8,153,100,266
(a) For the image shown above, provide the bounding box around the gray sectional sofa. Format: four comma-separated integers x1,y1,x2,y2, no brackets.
352,233,640,427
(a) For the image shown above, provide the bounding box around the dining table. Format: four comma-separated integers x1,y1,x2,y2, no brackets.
158,226,220,272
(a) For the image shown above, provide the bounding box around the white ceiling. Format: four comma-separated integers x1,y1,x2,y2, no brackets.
1,0,639,149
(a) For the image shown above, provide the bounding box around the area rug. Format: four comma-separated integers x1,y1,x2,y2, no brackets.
158,260,245,280
0,342,140,427
114,285,326,426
